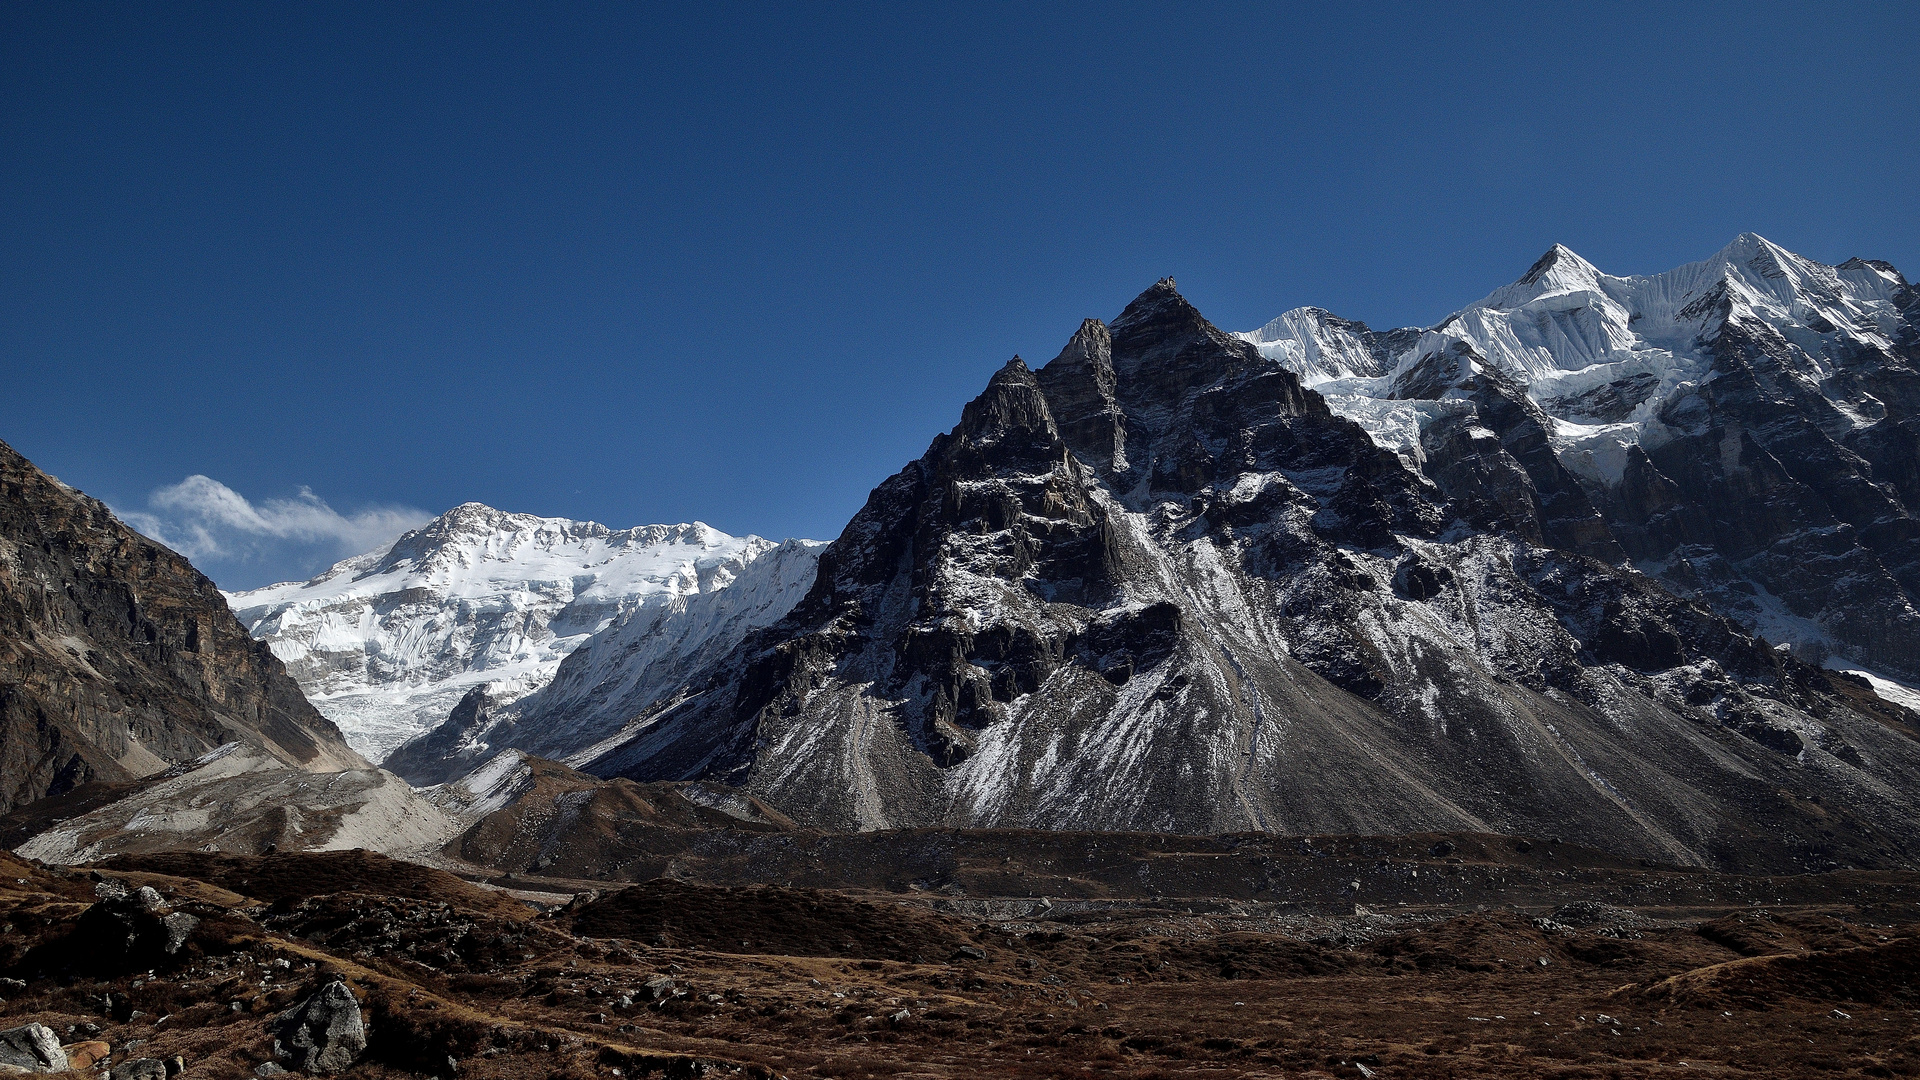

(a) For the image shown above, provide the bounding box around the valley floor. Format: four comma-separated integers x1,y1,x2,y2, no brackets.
2,846,1916,1079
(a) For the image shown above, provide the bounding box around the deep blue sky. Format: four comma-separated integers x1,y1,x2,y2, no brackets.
4,2,1916,588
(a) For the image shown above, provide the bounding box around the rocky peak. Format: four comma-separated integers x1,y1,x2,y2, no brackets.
0,439,364,813
1109,277,1247,377
953,357,1059,454
1036,319,1126,473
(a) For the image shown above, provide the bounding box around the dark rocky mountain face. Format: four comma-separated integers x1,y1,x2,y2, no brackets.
565,283,1920,873
0,440,364,813
1365,243,1920,686
1613,314,1920,680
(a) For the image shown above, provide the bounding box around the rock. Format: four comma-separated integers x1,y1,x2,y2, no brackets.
255,1065,288,1077
62,1040,112,1070
0,1024,65,1072
273,981,366,1074
112,1059,168,1080
950,945,988,961
642,975,677,1001
0,437,364,817
167,1057,187,1077
71,884,199,971
0,979,22,994
1832,1008,1852,1020
889,1009,912,1025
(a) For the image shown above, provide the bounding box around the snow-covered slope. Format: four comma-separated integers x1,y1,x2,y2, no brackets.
227,503,812,761
381,534,826,784
1237,234,1920,682
1239,234,1910,480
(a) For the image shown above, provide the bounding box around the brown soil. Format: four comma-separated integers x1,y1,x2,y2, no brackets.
99,849,533,919
568,881,975,961
1,849,1916,1079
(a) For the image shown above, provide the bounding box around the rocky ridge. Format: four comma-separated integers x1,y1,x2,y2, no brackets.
0,439,364,815
543,277,1920,872
1241,235,1920,685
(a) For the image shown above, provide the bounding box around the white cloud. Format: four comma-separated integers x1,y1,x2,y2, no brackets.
118,475,431,585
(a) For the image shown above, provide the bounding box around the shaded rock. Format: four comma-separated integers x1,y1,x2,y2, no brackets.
273,981,366,1074
112,1059,167,1080
70,883,199,971
0,438,364,815
0,1023,65,1072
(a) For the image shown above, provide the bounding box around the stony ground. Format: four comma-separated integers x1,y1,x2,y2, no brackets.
1,850,1916,1079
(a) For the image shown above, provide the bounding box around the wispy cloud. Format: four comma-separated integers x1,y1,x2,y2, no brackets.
118,475,431,588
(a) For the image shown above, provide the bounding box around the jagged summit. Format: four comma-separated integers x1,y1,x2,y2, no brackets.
1238,235,1920,684
521,273,1920,874
953,356,1058,453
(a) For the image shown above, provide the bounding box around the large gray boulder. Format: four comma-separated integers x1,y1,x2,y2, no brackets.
273,981,367,1074
0,1022,66,1072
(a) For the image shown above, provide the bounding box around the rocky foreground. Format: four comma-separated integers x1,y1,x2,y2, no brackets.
1,846,1915,1079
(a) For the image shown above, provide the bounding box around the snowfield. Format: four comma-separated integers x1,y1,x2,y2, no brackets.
1237,234,1910,483
227,503,813,761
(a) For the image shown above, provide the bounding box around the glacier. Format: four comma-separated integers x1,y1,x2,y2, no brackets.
1237,233,1910,484
227,502,817,761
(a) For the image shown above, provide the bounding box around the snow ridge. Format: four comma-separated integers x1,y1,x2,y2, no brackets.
227,502,805,761
1239,234,1911,483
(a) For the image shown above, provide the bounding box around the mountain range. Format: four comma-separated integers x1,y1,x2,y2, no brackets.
226,505,820,762
5,234,1919,880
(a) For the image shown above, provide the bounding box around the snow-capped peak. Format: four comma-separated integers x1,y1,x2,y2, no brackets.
227,502,809,761
1473,243,1609,313
1240,235,1912,485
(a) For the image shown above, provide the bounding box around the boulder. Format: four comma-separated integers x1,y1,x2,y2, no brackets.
0,1023,66,1072
72,881,199,970
273,981,367,1074
112,1059,168,1080
63,1040,112,1070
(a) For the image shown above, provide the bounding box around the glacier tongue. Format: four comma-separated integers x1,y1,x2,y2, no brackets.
226,502,810,762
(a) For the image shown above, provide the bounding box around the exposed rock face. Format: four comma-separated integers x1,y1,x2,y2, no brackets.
558,280,1920,872
0,1022,65,1072
0,440,364,814
1243,236,1920,684
273,981,366,1074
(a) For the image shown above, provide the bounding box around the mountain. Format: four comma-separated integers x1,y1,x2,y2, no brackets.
523,275,1920,873
227,504,818,762
1240,234,1920,684
382,535,823,785
0,439,364,815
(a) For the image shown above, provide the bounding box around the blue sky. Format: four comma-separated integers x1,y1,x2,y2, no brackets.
3,2,1915,589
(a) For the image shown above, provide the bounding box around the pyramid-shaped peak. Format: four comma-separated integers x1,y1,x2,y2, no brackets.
1049,319,1112,365
1111,276,1206,333
989,355,1034,382
1710,232,1813,270
955,356,1055,449
1518,243,1602,287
